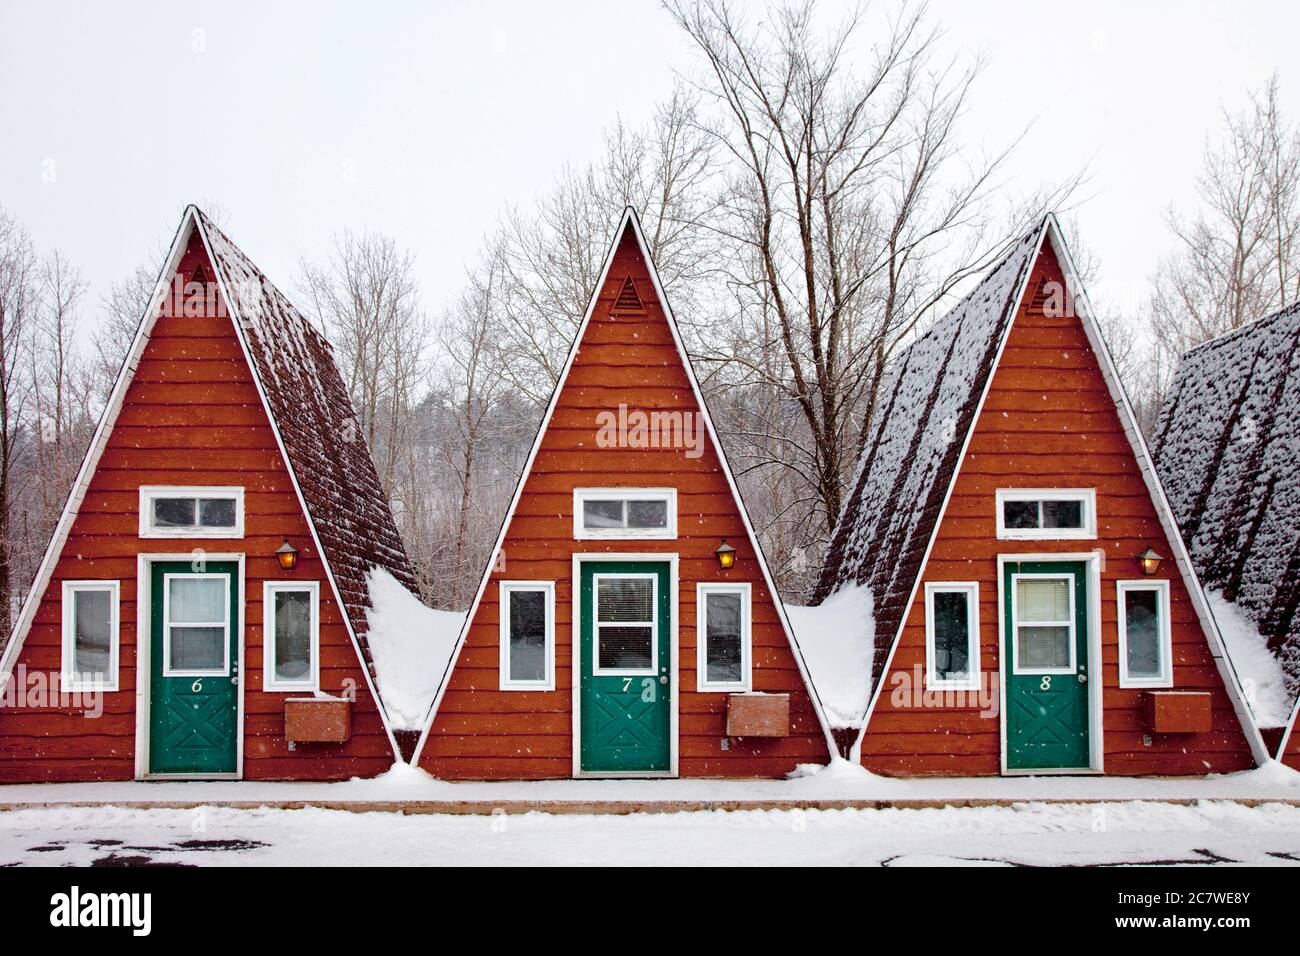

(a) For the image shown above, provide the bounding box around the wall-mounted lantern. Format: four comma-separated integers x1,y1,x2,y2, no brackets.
276,539,299,572
715,541,737,570
1137,546,1164,576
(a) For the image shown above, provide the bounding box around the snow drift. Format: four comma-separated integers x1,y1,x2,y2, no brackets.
785,584,874,728
364,567,465,731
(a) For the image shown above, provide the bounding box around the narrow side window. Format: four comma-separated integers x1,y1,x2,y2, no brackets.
696,583,751,691
61,581,120,692
924,582,979,690
499,582,555,690
1117,580,1172,688
264,581,320,692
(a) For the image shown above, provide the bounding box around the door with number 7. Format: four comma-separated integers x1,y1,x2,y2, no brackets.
578,561,672,775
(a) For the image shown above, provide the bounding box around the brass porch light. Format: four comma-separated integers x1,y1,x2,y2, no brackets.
715,541,737,570
276,539,300,572
1137,547,1164,576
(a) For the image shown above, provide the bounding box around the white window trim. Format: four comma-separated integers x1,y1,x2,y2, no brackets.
263,580,321,692
572,488,677,540
1009,572,1077,676
1117,579,1173,689
591,572,659,676
499,581,556,691
923,581,980,691
696,582,752,692
139,485,245,539
995,488,1096,541
60,580,120,692
161,572,231,678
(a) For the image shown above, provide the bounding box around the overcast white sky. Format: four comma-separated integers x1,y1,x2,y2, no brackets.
2,0,1299,327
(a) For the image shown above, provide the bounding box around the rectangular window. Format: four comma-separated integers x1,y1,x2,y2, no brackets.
573,488,676,540
697,583,751,691
924,582,979,690
1011,574,1075,673
61,580,120,691
995,489,1096,540
593,574,657,674
1117,580,1172,688
139,486,244,538
263,581,320,691
163,573,231,676
499,581,555,690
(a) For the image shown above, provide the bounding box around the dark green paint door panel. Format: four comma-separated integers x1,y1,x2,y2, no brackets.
1003,560,1090,771
578,561,671,774
149,561,239,775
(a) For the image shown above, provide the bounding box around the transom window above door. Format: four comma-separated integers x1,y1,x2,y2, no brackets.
593,574,658,674
573,488,676,540
995,488,1095,540
140,486,244,538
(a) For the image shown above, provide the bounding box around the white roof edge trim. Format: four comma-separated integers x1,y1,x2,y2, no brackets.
848,218,1050,763
411,205,839,764
191,214,404,764
1,206,199,682
1041,215,1270,766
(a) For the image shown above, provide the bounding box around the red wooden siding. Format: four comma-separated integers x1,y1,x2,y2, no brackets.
1279,720,1300,770
860,245,1255,776
0,235,392,782
419,230,829,779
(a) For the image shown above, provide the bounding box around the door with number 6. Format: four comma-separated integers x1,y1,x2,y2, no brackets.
149,560,240,775
578,561,672,775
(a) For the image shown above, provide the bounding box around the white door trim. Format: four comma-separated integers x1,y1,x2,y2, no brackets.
997,551,1104,776
571,552,679,779
135,552,246,780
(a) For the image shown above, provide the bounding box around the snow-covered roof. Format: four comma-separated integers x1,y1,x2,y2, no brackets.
814,218,1045,694
196,210,420,658
1153,303,1300,706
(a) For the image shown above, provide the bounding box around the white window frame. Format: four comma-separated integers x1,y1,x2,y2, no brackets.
1116,579,1173,689
696,582,752,692
139,485,245,539
995,488,1096,541
499,581,556,690
591,572,659,676
923,581,980,691
263,580,321,692
572,488,677,541
161,572,231,678
1009,572,1077,676
61,580,120,692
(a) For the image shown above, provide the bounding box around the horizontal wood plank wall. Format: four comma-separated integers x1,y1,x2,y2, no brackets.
0,235,391,782
420,232,828,778
861,245,1255,776
1280,720,1300,770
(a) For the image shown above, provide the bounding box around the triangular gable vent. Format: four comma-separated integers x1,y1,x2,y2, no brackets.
612,276,644,313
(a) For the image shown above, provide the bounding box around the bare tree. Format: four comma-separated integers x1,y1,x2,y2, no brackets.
1149,75,1300,397
297,231,429,493
0,209,36,626
667,0,1079,541
487,85,716,405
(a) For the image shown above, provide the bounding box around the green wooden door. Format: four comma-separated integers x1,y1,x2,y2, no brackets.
578,561,672,774
149,561,239,775
1003,560,1090,771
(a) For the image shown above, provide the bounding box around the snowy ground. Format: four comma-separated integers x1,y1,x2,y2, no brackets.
4,762,1300,866
5,800,1300,866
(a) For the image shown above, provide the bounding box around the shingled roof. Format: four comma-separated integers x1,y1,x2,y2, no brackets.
196,209,419,653
1152,304,1300,701
814,217,1046,697
1,206,417,714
